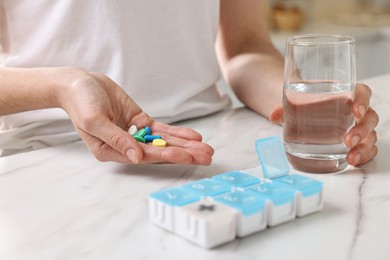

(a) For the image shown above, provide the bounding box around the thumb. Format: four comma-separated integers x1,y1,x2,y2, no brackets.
269,104,284,125
91,118,143,163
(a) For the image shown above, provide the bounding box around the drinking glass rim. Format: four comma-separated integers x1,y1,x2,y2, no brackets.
287,34,356,46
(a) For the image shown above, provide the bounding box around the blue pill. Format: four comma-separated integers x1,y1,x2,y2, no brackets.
144,135,162,142
145,126,151,135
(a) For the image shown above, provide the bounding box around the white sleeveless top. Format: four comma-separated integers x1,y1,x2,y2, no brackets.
0,0,231,155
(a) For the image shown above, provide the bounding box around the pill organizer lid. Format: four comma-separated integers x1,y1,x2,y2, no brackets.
182,179,231,197
214,191,266,216
150,187,201,206
273,174,323,197
212,171,261,188
247,182,295,206
255,136,290,179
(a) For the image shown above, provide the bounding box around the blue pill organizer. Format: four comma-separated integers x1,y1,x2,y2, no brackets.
149,136,324,248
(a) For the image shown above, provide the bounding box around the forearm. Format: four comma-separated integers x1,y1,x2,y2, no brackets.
222,49,284,119
0,67,83,116
217,0,285,119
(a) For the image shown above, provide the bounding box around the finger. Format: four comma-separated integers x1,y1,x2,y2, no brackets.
152,122,204,141
347,130,378,166
153,132,214,157
140,144,194,164
129,112,154,129
357,145,379,166
138,132,213,165
345,107,379,148
157,138,213,165
85,117,143,163
353,83,372,119
81,128,212,165
78,130,135,163
269,104,283,125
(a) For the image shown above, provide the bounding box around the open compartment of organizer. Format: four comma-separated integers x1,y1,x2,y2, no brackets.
149,136,324,249
255,136,324,217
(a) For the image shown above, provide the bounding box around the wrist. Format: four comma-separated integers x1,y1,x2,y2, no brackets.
47,67,90,111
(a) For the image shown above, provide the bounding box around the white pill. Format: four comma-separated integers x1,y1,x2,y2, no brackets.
128,125,138,135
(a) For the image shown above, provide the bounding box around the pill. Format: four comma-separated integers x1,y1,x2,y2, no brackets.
152,139,167,147
134,135,146,143
135,128,147,137
128,125,138,135
144,135,162,142
145,126,151,135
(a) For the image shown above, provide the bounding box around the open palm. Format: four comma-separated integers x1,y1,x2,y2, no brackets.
60,71,213,165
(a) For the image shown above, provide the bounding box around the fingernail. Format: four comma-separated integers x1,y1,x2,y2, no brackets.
354,153,362,165
351,135,361,147
358,105,365,117
126,149,139,163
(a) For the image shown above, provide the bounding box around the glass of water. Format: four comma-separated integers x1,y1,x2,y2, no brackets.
283,34,356,173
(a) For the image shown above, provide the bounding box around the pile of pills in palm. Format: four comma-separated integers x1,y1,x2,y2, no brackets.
128,125,167,147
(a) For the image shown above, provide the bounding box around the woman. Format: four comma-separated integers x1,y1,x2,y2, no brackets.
0,0,378,166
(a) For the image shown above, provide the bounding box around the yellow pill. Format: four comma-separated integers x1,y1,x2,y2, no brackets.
152,139,167,147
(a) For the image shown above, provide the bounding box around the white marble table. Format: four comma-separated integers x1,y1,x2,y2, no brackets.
1,74,390,260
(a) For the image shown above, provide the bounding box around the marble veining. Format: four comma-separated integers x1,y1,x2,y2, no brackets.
1,74,390,260
348,172,367,260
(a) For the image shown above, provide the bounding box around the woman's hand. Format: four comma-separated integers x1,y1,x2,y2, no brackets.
344,83,379,166
58,69,214,165
269,83,379,167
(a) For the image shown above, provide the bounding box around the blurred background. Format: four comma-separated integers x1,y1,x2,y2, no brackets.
220,0,390,107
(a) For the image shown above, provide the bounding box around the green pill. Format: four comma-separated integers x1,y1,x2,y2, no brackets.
134,135,146,143
135,128,147,137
